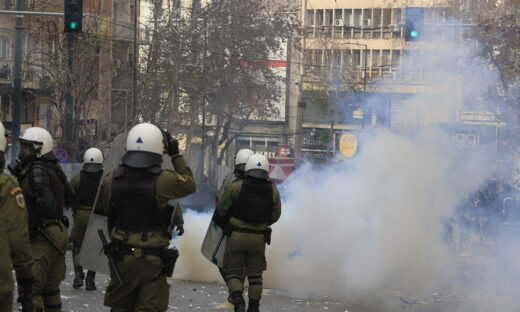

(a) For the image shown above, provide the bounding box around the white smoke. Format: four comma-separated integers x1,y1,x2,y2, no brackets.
170,14,519,311
264,130,489,297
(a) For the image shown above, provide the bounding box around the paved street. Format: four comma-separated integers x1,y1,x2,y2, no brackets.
43,248,517,312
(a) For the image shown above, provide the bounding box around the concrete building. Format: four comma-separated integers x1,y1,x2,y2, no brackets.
291,0,500,162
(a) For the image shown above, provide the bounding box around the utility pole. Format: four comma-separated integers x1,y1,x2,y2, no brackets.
131,0,139,131
11,0,24,160
65,34,74,151
294,0,307,164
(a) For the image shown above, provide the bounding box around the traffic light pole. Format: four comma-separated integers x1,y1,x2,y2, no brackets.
65,34,74,151
11,0,25,160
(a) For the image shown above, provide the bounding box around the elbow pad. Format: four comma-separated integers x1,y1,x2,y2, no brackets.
30,162,56,212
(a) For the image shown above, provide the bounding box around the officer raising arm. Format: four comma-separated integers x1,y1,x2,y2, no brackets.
8,127,74,312
95,123,196,312
70,147,104,290
0,121,33,312
217,154,281,312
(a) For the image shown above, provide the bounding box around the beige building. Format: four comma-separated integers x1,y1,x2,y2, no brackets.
291,0,499,161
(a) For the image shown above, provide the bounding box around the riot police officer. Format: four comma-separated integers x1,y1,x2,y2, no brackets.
217,149,254,199
95,123,196,311
216,154,281,312
9,127,74,312
70,147,104,290
0,121,34,312
214,148,253,302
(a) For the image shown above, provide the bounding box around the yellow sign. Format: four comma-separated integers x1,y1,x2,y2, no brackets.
339,133,358,158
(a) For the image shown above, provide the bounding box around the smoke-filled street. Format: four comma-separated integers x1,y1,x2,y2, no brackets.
1,0,519,312
45,239,516,312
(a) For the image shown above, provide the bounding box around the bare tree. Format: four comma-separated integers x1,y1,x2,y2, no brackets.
24,0,110,159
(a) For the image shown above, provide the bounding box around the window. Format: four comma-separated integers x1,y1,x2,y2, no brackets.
345,9,352,26
1,95,9,119
315,50,323,67
352,50,361,67
373,9,382,26
371,50,381,67
363,9,372,26
325,10,333,26
304,49,313,66
0,36,9,60
392,50,401,66
306,10,314,26
382,9,392,26
392,9,402,25
324,50,331,69
335,9,343,23
316,10,323,26
354,9,362,26
333,50,341,69
342,50,351,69
382,50,391,66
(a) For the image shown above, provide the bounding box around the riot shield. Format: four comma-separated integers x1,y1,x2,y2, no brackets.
79,134,176,274
201,210,226,267
79,133,126,274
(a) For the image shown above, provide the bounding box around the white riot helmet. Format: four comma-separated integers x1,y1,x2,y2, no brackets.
235,149,254,166
245,154,270,179
18,127,54,158
0,121,6,153
83,147,104,173
122,123,165,168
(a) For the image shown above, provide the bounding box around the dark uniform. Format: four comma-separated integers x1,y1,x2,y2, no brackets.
217,176,281,311
95,155,196,311
12,155,74,311
70,169,104,289
0,173,33,311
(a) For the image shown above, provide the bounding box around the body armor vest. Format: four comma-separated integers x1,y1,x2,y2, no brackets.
111,166,162,232
232,177,273,224
77,170,103,208
45,162,67,219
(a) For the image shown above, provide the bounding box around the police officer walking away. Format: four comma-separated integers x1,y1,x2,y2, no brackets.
70,147,104,290
9,127,75,312
95,123,196,311
216,154,281,312
217,149,254,199
0,121,34,312
214,148,253,302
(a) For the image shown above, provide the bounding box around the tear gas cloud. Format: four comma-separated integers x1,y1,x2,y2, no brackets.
172,15,518,310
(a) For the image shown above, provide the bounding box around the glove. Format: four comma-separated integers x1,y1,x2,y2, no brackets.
17,278,33,312
164,131,180,156
176,224,184,236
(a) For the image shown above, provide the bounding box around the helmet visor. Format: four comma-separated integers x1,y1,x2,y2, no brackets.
122,151,163,168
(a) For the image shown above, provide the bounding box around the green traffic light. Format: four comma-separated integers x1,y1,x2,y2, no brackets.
70,21,77,30
410,30,418,38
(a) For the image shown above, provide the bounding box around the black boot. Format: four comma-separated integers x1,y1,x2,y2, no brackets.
231,291,246,312
247,299,259,312
73,266,84,289
85,271,97,291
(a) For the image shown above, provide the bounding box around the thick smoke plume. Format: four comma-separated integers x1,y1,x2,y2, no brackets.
170,15,519,311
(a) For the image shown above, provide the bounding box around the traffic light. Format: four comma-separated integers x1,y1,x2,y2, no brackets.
64,0,83,33
404,7,424,42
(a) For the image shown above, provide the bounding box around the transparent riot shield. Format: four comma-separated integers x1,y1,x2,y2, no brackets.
79,133,126,274
201,217,226,267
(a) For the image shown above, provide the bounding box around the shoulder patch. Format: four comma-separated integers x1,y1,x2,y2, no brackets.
16,193,26,209
10,186,22,196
